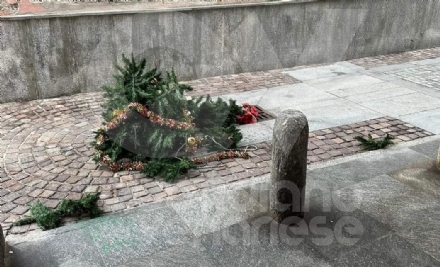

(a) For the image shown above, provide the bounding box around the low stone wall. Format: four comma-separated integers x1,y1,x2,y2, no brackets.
1,0,440,103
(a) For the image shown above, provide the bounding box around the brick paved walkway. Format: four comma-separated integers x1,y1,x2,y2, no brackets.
2,47,440,236
184,69,301,97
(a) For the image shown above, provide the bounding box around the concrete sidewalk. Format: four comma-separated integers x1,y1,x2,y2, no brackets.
232,58,440,145
5,136,440,267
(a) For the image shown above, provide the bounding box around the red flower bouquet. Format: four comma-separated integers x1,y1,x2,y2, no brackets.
236,103,258,124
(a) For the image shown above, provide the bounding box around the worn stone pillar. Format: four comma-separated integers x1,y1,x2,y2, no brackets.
0,224,4,267
270,110,309,223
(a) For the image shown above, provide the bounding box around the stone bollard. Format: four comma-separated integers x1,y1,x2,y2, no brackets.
437,145,440,171
0,224,4,267
270,110,309,223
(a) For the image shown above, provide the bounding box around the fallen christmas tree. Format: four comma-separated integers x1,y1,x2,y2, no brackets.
92,54,253,182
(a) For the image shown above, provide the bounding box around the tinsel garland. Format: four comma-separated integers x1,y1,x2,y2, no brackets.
100,155,145,172
190,150,250,164
98,150,250,172
106,102,195,131
97,102,251,174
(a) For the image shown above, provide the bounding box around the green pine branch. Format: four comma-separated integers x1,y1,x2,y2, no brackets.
354,134,394,151
14,193,103,230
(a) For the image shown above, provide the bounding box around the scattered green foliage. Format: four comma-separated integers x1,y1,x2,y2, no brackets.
141,158,197,183
355,134,395,151
14,193,103,230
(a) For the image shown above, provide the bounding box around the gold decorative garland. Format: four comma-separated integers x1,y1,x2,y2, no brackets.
96,102,251,173
106,102,195,131
190,150,250,164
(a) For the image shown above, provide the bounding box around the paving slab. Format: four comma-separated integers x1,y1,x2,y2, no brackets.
366,63,417,73
345,86,415,103
121,241,219,267
305,74,385,91
218,88,269,106
170,188,266,237
8,228,105,267
325,81,402,98
400,108,440,134
292,172,394,260
237,122,273,146
333,234,440,267
309,148,432,191
359,93,440,117
199,221,331,267
285,98,382,131
334,175,440,230
393,205,440,261
221,83,337,112
284,63,359,81
409,138,440,158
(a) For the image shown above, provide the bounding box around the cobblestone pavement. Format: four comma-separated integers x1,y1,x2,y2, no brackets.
2,47,440,236
307,117,433,164
348,47,440,69
0,91,433,236
386,64,440,89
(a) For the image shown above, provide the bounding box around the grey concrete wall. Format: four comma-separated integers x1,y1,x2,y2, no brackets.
1,0,440,103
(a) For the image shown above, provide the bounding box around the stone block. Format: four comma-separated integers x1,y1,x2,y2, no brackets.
270,109,309,223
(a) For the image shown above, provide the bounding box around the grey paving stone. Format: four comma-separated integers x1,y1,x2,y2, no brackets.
9,229,105,267
345,86,415,103
121,206,195,250
81,216,157,267
400,108,440,134
255,83,337,111
219,176,392,260
306,74,384,91
285,63,357,81
367,63,417,72
334,175,439,230
363,70,402,82
170,189,266,237
219,88,269,106
302,203,391,260
409,138,440,159
45,206,194,267
327,81,402,98
309,148,431,191
394,205,440,261
391,158,440,199
200,221,332,267
360,93,440,117
222,83,337,114
121,241,219,267
333,234,440,267
237,122,273,146
267,98,382,132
